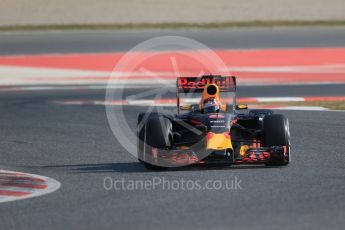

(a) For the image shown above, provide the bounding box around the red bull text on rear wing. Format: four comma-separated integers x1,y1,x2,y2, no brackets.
177,75,237,93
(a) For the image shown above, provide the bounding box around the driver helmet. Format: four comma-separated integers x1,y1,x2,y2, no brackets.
203,98,220,113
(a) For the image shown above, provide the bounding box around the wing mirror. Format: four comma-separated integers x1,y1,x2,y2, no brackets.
236,104,248,110
179,105,192,110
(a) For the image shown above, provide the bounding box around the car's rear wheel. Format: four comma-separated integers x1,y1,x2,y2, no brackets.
137,114,172,170
262,114,290,166
249,109,274,116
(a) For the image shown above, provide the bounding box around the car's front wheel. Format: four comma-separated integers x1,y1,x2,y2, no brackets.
137,114,172,170
262,114,290,166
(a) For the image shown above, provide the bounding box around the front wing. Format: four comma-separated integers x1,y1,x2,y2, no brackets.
145,146,288,167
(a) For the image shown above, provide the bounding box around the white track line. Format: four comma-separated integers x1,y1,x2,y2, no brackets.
53,99,334,111
255,97,305,102
0,64,344,89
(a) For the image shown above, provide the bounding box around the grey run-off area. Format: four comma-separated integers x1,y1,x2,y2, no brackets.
0,0,345,26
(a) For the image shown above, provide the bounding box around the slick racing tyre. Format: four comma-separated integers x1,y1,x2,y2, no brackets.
262,114,290,166
249,109,274,116
145,116,172,149
137,114,172,170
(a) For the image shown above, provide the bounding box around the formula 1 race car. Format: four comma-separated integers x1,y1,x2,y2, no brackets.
137,75,290,170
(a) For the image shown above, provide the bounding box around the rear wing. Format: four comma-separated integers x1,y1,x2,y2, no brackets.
176,75,237,93
176,75,237,113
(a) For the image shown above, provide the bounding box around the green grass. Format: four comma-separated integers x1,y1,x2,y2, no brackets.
251,100,345,110
1,20,345,31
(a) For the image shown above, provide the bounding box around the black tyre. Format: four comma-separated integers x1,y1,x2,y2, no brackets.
137,114,172,170
262,114,290,166
137,112,161,124
137,114,146,163
249,109,274,116
145,116,172,149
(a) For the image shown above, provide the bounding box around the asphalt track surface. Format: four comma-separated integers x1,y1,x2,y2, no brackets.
1,28,345,230
1,27,345,55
